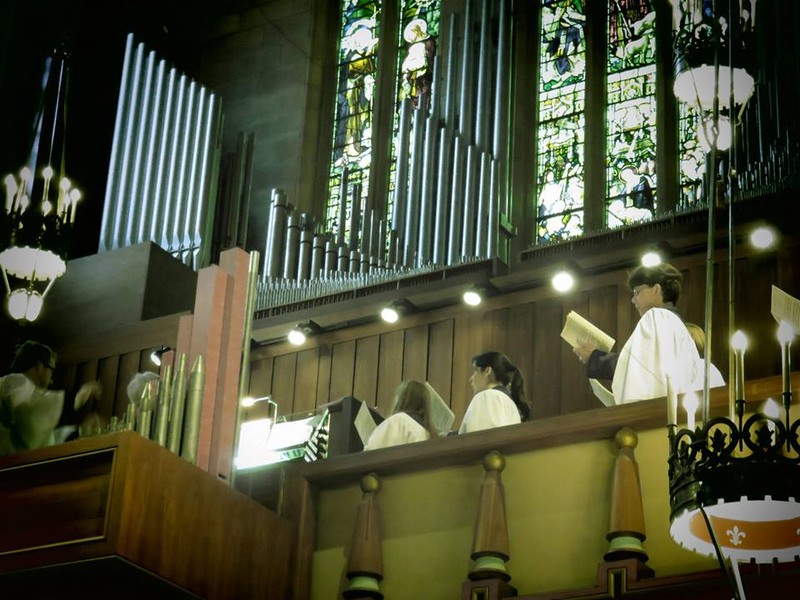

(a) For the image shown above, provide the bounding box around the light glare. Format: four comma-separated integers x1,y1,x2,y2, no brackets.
552,271,575,293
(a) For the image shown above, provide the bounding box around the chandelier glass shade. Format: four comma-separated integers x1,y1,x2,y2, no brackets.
670,0,756,110
0,44,77,322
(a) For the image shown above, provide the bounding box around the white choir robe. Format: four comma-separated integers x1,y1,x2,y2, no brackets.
459,388,521,434
0,373,64,455
612,307,701,404
364,412,430,450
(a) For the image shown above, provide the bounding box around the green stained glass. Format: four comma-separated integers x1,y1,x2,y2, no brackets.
326,0,382,239
606,0,657,229
678,105,706,207
536,0,587,244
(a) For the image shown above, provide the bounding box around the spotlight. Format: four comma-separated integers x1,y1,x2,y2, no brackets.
749,225,777,250
462,288,482,307
150,346,171,367
641,251,662,267
287,321,319,346
380,305,400,323
288,326,307,346
551,270,575,293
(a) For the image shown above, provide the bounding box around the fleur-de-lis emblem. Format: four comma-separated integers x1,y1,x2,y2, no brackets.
727,525,746,546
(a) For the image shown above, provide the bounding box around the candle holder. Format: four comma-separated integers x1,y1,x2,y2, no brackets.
668,404,800,562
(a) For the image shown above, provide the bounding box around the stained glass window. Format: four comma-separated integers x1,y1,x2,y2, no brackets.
606,0,657,229
535,0,587,244
678,105,706,207
326,0,382,241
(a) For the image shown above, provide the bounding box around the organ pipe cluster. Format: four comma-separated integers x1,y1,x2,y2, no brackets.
260,0,511,308
98,33,223,269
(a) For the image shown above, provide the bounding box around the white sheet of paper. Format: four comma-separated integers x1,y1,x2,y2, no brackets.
354,400,378,445
771,285,800,331
425,382,455,435
590,378,616,407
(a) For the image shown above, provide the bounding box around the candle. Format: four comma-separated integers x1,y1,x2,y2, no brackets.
731,331,748,419
763,398,781,441
3,174,16,212
667,375,677,427
683,390,699,431
777,320,794,401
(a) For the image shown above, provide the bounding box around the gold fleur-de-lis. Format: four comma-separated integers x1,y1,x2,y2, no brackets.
727,525,746,546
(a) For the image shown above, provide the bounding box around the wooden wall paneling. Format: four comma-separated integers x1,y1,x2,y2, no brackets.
451,311,483,424
97,355,121,423
427,319,455,406
353,335,380,406
736,254,779,379
580,285,621,411
402,324,429,382
505,303,535,405
680,262,708,328
61,363,77,399
559,292,593,415
115,351,142,418
272,353,299,416
532,298,563,419
328,340,356,404
615,272,637,352
315,343,332,409
479,306,509,353
376,330,404,416
294,348,320,415
248,357,274,398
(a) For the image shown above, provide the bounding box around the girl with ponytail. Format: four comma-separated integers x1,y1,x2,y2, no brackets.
459,351,530,434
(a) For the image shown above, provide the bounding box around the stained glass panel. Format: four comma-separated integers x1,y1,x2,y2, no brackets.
606,0,657,229
678,104,706,207
326,0,382,240
536,0,587,244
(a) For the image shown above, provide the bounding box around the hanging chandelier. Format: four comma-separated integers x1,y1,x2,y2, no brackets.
669,0,756,111
0,44,79,322
668,312,800,564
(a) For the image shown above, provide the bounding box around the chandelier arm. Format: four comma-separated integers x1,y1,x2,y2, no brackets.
698,504,743,600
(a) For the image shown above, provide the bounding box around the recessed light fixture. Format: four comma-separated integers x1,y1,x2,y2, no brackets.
462,288,482,306
750,225,777,250
380,305,400,323
551,270,575,293
641,251,662,267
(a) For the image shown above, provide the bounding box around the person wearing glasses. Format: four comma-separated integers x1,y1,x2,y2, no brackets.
574,263,700,404
0,341,98,455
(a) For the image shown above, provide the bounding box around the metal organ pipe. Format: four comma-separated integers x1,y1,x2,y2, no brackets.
392,98,413,240
405,107,425,266
487,158,499,258
267,189,287,278
443,13,458,127
310,234,325,278
337,244,350,273
459,0,475,143
474,0,491,150
138,58,167,247
461,144,478,258
493,0,510,218
325,239,336,274
417,113,439,265
475,151,490,257
349,182,362,250
448,137,465,264
298,229,313,280
283,211,301,279
338,168,349,246
127,49,156,249
433,127,452,265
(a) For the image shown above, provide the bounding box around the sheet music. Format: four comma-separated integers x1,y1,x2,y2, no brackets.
425,382,455,435
561,311,616,353
771,285,800,331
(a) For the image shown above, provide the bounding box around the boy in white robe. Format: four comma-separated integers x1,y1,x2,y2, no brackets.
575,263,700,404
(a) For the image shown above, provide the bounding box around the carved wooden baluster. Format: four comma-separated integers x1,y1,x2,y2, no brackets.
462,450,517,599
343,473,383,600
599,427,654,593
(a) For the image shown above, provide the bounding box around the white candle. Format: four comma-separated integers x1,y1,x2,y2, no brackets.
778,321,794,401
667,375,677,427
683,390,699,431
731,331,748,419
